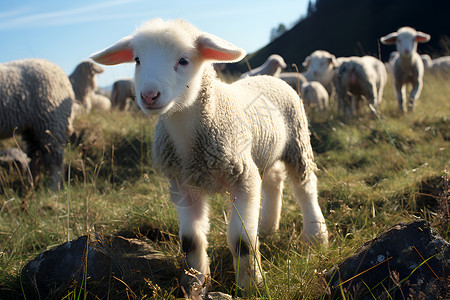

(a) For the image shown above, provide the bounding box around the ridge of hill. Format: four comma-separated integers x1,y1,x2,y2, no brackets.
227,0,450,74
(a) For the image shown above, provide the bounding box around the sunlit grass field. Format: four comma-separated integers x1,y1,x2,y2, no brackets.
0,72,448,299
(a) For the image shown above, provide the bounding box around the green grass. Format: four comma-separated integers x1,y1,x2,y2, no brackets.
0,72,449,299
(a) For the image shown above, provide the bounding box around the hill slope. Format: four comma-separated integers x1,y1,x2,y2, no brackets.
228,0,450,74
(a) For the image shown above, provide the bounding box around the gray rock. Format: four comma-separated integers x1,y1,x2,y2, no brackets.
21,233,235,299
21,234,181,299
325,220,449,299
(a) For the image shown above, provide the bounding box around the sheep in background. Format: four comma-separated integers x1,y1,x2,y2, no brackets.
302,50,339,96
279,72,307,94
91,18,328,295
380,26,431,112
0,59,74,190
240,54,287,78
429,56,450,74
69,60,111,112
111,79,136,111
301,81,329,111
421,54,433,69
333,56,387,116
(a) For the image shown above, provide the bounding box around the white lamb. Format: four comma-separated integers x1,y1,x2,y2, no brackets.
302,50,339,96
380,26,431,112
333,56,387,116
69,60,111,113
301,81,329,111
91,18,328,295
111,79,136,111
278,72,307,94
239,54,287,78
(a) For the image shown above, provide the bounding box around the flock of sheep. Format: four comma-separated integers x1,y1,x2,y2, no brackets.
0,18,448,296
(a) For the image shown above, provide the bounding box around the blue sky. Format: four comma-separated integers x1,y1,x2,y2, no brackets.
0,0,308,87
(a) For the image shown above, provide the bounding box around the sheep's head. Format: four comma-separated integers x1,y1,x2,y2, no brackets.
302,50,338,85
380,27,430,58
90,18,246,115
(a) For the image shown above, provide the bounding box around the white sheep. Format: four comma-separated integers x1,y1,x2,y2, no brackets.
333,56,387,116
421,54,433,69
278,72,307,94
429,56,450,74
301,81,329,111
91,18,328,295
111,79,136,111
239,54,287,78
380,26,431,112
0,59,74,190
69,60,111,112
302,50,339,96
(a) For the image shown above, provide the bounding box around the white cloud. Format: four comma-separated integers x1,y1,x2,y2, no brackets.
0,0,143,30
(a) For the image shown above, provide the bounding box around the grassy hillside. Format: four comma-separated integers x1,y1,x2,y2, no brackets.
0,72,449,299
227,0,450,75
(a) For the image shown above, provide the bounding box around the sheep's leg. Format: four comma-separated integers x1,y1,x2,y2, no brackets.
395,82,406,112
290,171,328,244
170,180,211,295
408,79,423,112
259,161,286,237
228,165,263,292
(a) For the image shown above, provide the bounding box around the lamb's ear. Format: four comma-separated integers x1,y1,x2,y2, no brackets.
302,55,311,67
196,33,246,62
380,32,398,45
416,31,431,43
90,36,134,65
328,55,338,67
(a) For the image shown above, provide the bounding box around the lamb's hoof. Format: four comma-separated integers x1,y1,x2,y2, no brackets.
180,268,210,299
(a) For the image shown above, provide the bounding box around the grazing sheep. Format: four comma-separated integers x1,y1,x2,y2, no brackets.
333,56,387,116
302,50,339,96
111,79,136,111
240,54,287,78
421,54,433,69
429,56,450,74
0,59,74,189
91,18,328,295
380,26,431,112
69,60,111,112
301,81,329,111
279,72,308,94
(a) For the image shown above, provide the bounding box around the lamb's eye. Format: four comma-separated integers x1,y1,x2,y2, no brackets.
178,58,189,66
135,57,140,65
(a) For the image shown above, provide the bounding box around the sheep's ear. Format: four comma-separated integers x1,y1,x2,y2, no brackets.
302,55,311,67
90,36,134,65
196,33,246,62
92,63,104,74
328,55,338,67
380,32,398,45
416,31,431,43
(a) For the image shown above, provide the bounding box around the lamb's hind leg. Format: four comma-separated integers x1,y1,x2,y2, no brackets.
228,163,263,292
170,180,211,295
289,170,328,244
259,161,286,237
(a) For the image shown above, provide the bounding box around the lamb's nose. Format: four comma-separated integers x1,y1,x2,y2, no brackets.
141,91,160,104
404,50,410,55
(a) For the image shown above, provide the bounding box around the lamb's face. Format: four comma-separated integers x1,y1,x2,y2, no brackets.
304,53,336,84
395,31,418,58
131,34,203,115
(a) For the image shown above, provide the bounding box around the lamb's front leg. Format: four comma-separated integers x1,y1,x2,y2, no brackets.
395,82,406,112
170,180,210,295
408,78,423,112
227,164,263,293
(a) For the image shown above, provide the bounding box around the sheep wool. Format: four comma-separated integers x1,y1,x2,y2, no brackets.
91,18,328,295
0,58,74,189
